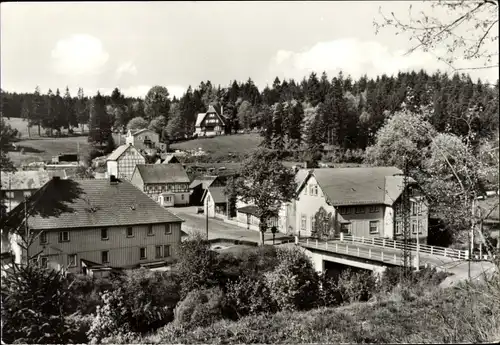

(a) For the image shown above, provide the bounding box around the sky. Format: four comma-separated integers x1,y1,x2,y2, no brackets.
1,1,498,99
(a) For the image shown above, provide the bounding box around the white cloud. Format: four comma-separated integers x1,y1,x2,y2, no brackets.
51,34,109,76
116,61,138,77
270,38,452,81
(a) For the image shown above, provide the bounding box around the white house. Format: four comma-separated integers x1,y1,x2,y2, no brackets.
126,128,165,152
293,167,429,243
193,105,226,137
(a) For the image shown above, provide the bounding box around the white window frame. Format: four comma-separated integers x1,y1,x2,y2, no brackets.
5,191,14,199
411,220,418,234
301,215,307,231
165,224,172,235
23,191,32,197
369,206,379,213
40,256,48,268
163,245,171,257
127,226,133,237
59,231,70,243
395,221,402,235
418,221,423,234
155,245,162,259
369,220,379,234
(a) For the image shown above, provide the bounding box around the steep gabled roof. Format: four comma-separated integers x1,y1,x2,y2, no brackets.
194,105,226,128
132,128,156,136
298,167,407,206
189,176,217,189
106,144,142,161
135,164,190,184
1,170,50,191
162,154,180,164
7,178,183,231
203,186,227,203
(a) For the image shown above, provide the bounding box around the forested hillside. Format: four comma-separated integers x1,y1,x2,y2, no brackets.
1,71,498,153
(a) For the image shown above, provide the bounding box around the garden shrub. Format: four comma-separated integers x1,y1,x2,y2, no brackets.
174,287,226,329
225,274,276,318
317,272,342,307
337,269,377,303
265,247,320,311
175,233,222,298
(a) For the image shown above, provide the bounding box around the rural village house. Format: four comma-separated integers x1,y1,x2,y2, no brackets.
130,164,190,207
202,186,229,219
193,105,226,137
189,176,217,206
293,167,429,243
1,170,50,213
4,176,184,275
125,128,166,152
106,144,146,181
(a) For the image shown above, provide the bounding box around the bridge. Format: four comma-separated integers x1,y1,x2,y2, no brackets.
296,234,470,275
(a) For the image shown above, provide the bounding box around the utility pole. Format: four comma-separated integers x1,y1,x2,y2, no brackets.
205,198,209,240
401,156,412,280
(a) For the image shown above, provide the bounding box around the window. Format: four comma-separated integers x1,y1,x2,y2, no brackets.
23,191,32,197
181,194,184,200
369,221,379,234
101,228,108,240
165,224,172,235
163,245,171,257
101,251,109,264
311,217,316,232
301,215,307,231
39,231,48,245
355,206,365,214
127,226,133,237
5,191,14,199
369,206,379,213
147,225,154,236
418,221,423,234
416,202,422,215
59,231,69,242
40,256,48,268
340,223,351,234
155,245,162,258
304,187,308,196
411,202,417,216
339,207,352,215
395,221,403,235
140,247,146,260
68,254,77,267
411,220,418,234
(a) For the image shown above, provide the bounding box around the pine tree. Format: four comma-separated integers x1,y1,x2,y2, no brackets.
76,88,89,133
31,86,44,136
63,87,77,133
21,98,32,138
88,92,112,146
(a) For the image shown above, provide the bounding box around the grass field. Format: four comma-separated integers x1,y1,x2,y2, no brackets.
170,133,262,154
7,136,91,167
4,117,87,139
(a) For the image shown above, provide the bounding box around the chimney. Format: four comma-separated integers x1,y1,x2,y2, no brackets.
109,175,118,184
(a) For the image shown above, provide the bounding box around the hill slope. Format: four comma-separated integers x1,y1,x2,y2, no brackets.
170,134,262,155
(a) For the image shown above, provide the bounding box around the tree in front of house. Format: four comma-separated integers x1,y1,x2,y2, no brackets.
311,207,336,239
232,148,297,245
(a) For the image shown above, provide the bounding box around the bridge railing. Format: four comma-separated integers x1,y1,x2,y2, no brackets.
297,237,414,267
336,234,469,260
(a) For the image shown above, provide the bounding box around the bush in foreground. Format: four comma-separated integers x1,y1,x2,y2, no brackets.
173,287,226,329
265,247,320,311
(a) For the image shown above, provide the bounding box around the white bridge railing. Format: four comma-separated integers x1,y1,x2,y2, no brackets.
297,234,469,261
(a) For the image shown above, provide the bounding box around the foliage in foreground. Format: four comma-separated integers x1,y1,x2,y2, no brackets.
102,274,500,344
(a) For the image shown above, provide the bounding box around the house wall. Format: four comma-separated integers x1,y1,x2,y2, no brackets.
204,192,216,218
295,175,390,238
393,193,429,242
130,130,160,151
116,149,146,180
130,169,145,191
143,183,190,205
295,176,337,237
28,222,182,274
